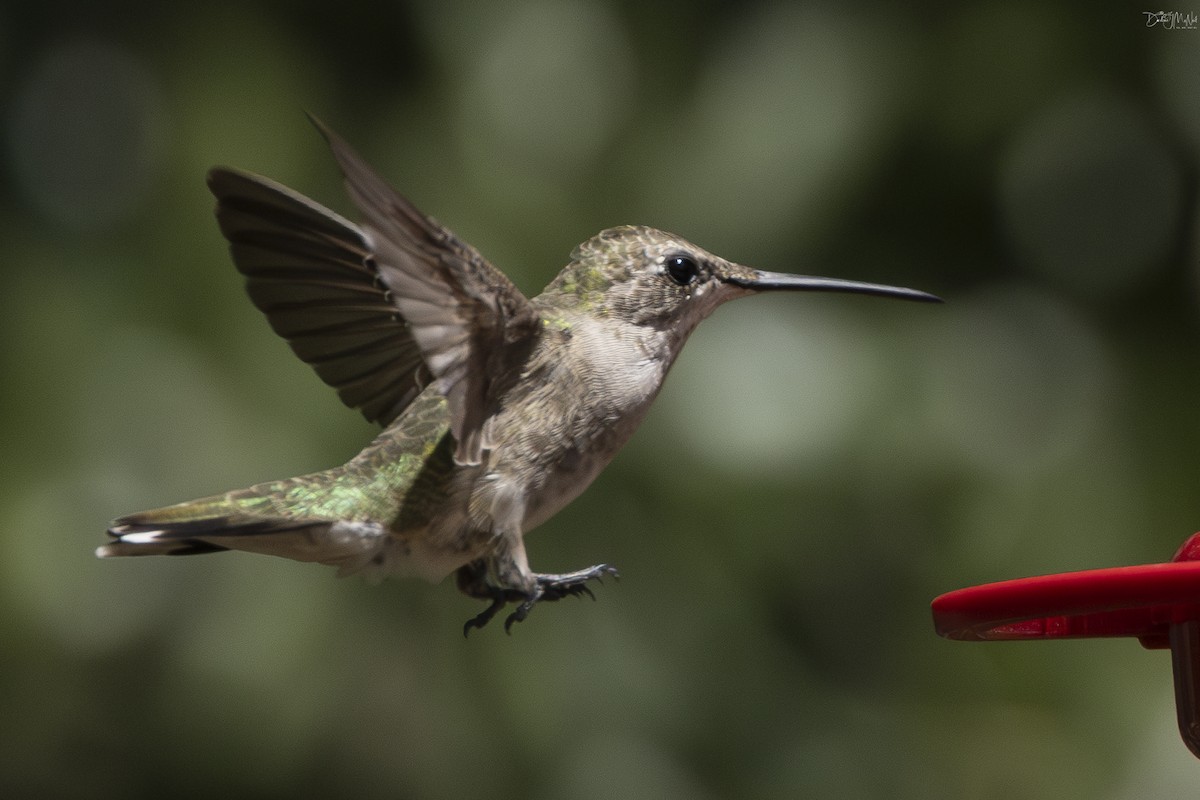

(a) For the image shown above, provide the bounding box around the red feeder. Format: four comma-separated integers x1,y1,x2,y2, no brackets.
932,532,1200,758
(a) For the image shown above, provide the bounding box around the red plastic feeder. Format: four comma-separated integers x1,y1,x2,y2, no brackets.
932,532,1200,758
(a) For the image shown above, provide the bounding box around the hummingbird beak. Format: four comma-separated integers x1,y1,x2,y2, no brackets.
724,269,942,303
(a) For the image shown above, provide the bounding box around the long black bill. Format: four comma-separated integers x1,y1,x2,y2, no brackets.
726,270,941,303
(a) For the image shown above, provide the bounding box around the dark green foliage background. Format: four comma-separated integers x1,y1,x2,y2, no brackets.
2,2,1198,797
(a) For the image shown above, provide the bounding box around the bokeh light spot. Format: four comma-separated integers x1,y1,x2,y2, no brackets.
999,89,1183,298
466,0,634,171
637,4,915,252
663,302,885,477
919,285,1113,477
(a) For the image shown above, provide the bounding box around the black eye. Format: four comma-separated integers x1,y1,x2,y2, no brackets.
665,255,699,286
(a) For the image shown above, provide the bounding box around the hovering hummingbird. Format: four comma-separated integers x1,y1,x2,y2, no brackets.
99,118,940,633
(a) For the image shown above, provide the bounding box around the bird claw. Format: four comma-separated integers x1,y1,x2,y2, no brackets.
463,564,620,635
463,596,506,637
533,564,619,601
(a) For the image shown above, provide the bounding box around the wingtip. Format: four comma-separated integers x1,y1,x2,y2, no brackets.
206,165,242,194
304,111,335,144
206,165,280,202
305,114,369,184
303,113,364,183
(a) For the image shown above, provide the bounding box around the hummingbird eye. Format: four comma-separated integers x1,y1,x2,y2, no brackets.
664,255,699,286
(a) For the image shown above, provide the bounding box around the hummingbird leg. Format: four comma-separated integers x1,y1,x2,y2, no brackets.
462,586,531,636
462,595,507,636
534,564,620,600
457,559,525,636
503,564,620,632
456,555,619,633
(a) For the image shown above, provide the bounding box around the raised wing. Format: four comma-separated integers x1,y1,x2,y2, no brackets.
311,117,541,465
208,167,431,427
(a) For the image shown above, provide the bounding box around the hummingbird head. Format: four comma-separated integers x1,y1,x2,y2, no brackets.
543,226,939,340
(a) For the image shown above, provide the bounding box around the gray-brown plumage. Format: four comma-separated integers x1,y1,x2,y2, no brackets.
100,118,940,633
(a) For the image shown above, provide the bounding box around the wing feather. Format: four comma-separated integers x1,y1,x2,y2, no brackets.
310,117,541,464
208,167,430,426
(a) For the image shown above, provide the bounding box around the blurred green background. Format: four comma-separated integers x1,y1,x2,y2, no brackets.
2,1,1199,797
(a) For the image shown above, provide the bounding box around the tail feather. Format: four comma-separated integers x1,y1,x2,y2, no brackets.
99,496,328,559
99,494,389,575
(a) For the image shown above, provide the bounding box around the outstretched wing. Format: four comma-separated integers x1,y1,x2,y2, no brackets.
208,167,432,426
311,117,541,465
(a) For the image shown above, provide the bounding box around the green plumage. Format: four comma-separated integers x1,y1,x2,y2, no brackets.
104,387,455,556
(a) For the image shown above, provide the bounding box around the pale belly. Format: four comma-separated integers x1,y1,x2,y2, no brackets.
374,316,670,580
519,440,623,533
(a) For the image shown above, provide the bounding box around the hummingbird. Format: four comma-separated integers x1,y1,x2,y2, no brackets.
99,118,940,634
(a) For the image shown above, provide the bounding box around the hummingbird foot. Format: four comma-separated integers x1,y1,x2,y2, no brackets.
459,561,618,635
503,564,620,633
462,594,512,636
459,560,527,636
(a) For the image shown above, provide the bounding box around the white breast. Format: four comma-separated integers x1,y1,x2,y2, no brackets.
513,317,674,533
